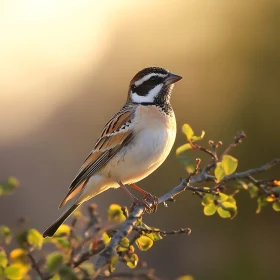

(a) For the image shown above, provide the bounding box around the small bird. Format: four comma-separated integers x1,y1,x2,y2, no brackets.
43,67,182,237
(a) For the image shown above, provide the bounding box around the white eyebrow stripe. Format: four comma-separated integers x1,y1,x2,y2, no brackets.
134,73,167,86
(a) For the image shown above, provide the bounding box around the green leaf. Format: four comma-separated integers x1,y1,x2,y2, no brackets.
55,238,70,251
0,250,8,268
16,231,28,248
108,204,126,223
136,236,153,251
0,177,19,196
247,183,259,198
176,143,192,155
58,265,77,280
214,162,225,182
4,264,26,280
202,194,215,206
203,203,217,216
0,226,12,245
46,252,64,274
272,202,280,212
222,155,238,175
182,124,194,140
27,229,43,249
124,253,138,269
256,197,267,214
53,224,71,237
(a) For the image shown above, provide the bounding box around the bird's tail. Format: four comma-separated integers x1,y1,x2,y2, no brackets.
42,203,80,238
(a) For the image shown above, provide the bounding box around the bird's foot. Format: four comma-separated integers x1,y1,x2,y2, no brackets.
129,192,158,214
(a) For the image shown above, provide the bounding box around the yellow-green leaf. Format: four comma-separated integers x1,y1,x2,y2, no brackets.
136,236,153,251
218,202,237,218
4,264,26,280
59,265,77,280
55,238,70,251
27,229,43,249
217,207,231,218
182,124,194,140
53,224,71,237
191,130,205,142
102,232,111,246
50,274,60,280
177,275,194,280
46,252,64,274
79,262,95,276
272,202,280,212
0,250,7,268
0,226,12,245
227,196,237,205
218,193,228,202
109,255,118,273
214,162,225,182
117,237,130,252
202,194,215,206
10,249,27,264
203,203,217,216
124,253,138,269
108,204,126,223
247,183,259,198
176,143,192,155
145,229,162,241
222,155,238,175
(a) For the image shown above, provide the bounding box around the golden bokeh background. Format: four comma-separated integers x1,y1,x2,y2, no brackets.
1,1,280,279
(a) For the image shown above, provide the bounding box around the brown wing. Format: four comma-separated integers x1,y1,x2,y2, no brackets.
59,104,136,208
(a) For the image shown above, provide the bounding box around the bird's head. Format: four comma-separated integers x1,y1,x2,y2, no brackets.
127,67,182,105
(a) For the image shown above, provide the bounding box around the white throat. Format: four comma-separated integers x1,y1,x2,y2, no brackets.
131,84,163,103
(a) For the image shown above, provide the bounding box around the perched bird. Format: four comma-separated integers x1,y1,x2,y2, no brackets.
43,67,182,237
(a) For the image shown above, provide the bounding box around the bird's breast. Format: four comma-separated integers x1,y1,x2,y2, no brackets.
102,105,176,184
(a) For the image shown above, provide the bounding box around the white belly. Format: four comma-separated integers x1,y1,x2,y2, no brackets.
101,106,176,187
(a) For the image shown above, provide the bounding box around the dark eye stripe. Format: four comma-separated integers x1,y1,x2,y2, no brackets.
131,76,165,96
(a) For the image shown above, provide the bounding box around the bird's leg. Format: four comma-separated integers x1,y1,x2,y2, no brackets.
128,183,159,213
118,181,151,212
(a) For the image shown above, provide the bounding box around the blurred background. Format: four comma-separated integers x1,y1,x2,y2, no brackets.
1,0,280,279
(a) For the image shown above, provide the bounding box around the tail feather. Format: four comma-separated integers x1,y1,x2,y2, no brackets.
43,203,80,238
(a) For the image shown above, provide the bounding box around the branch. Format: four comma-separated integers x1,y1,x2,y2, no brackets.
223,159,280,182
94,157,280,274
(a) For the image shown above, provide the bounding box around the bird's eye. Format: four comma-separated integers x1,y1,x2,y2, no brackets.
149,76,158,81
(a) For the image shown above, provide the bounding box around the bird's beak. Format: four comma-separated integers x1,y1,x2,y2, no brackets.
164,73,182,85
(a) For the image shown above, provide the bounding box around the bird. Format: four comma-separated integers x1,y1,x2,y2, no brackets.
43,67,182,237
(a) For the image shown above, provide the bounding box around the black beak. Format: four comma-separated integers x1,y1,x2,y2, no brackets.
164,73,182,85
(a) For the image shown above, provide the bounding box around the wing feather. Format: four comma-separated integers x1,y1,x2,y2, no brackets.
59,104,136,207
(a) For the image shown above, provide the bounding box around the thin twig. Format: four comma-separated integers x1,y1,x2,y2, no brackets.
27,251,44,279
134,226,191,236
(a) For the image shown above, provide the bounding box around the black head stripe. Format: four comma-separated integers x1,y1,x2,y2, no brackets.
131,75,165,96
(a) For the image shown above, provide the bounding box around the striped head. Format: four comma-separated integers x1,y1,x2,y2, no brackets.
127,67,182,105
